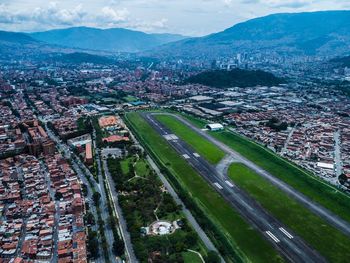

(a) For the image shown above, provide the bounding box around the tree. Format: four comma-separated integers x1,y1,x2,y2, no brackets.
84,212,95,225
81,184,88,197
205,251,220,263
113,239,125,256
339,173,348,185
93,192,101,205
55,192,63,200
185,231,198,247
87,230,99,258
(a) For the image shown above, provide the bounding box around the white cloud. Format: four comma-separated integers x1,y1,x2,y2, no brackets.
127,18,169,32
263,0,311,8
31,2,86,25
0,2,129,29
0,0,349,35
99,6,129,24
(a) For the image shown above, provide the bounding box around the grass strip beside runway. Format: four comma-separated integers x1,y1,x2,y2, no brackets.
125,112,283,263
155,114,225,164
228,163,350,263
211,130,350,224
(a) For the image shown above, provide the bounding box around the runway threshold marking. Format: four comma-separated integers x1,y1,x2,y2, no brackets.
164,134,178,140
279,227,294,239
266,231,280,243
214,182,223,190
225,180,234,187
183,154,190,159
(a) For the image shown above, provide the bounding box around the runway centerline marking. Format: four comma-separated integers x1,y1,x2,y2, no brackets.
279,227,294,239
266,231,280,243
214,182,223,190
225,180,234,187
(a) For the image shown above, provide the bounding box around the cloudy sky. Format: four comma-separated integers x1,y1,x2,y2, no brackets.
0,0,350,36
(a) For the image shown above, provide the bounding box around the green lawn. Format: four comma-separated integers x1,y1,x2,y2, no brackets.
125,112,284,263
135,159,148,175
155,115,225,164
121,159,130,175
228,163,350,262
178,112,208,128
183,251,203,263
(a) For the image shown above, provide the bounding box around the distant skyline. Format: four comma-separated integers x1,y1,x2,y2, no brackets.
1,0,350,36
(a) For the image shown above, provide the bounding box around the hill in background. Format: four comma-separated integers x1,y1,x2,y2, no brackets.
46,52,115,65
29,27,188,53
151,11,350,59
185,69,284,88
330,56,350,67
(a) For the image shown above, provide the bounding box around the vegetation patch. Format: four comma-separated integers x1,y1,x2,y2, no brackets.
182,251,203,263
185,69,283,88
108,155,205,262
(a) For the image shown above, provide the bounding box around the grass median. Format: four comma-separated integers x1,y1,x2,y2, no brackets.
125,112,283,263
228,163,350,262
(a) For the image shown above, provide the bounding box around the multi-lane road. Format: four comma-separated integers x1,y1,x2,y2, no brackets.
45,123,116,263
93,127,138,263
143,112,326,263
102,159,138,263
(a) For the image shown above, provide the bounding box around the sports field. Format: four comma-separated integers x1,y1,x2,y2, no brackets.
228,163,350,262
125,112,284,263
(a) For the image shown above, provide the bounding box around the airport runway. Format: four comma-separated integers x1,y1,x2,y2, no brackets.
160,113,350,238
143,112,326,263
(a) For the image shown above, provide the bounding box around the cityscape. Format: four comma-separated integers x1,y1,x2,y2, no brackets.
0,1,350,263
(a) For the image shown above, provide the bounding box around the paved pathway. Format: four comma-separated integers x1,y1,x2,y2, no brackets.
103,159,138,263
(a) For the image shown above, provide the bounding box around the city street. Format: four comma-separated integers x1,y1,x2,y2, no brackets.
45,123,115,263
102,159,138,263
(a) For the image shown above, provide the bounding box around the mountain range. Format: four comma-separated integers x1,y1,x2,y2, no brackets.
28,27,188,53
150,10,350,59
1,11,350,61
0,30,56,60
